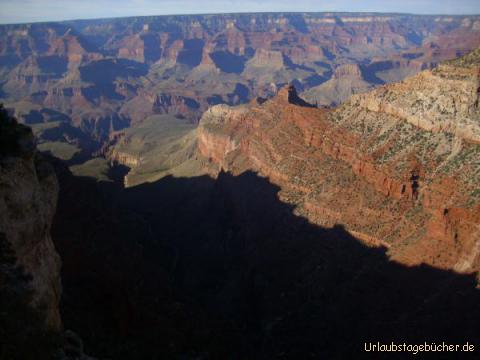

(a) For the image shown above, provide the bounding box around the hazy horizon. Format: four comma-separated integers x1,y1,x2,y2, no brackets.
1,0,480,25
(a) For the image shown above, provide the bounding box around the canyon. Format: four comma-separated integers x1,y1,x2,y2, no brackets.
49,46,480,359
2,13,480,162
1,12,480,360
197,60,480,273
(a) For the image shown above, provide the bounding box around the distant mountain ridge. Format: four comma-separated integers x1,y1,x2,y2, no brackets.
1,12,480,179
1,13,480,125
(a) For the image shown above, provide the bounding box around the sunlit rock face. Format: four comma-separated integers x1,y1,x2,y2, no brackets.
197,49,480,274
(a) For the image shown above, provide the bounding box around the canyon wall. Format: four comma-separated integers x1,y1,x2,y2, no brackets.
0,107,61,330
197,51,480,274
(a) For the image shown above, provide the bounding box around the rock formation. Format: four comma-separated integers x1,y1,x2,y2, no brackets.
302,63,374,106
2,13,480,156
2,17,480,358
197,49,480,274
0,105,98,359
49,61,480,356
354,48,480,143
246,49,285,70
0,105,61,330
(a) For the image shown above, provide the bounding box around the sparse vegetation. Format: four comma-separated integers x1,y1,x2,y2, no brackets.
70,157,112,182
445,47,480,68
37,141,81,161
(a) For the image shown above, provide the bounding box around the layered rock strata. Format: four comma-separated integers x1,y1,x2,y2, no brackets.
197,53,480,274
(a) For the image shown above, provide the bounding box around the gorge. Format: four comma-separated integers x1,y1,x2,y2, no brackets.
1,11,480,360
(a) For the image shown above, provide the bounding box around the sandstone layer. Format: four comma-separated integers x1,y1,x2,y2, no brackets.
197,52,480,274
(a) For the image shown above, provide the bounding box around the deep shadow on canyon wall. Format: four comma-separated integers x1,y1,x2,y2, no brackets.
51,161,480,360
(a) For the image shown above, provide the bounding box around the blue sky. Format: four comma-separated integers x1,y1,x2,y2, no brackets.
1,0,480,24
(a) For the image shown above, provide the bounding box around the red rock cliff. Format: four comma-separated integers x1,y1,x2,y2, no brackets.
197,52,480,274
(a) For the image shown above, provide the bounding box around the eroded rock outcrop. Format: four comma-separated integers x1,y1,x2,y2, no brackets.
0,106,100,359
247,49,284,69
303,63,374,106
353,48,480,143
0,106,61,330
198,50,480,274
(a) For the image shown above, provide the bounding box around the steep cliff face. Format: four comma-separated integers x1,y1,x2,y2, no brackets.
197,50,480,274
197,104,247,168
0,107,61,330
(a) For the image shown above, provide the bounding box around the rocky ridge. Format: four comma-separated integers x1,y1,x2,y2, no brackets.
197,50,480,274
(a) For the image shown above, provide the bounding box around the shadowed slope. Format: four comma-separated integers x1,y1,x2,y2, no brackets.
51,161,480,359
